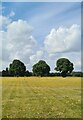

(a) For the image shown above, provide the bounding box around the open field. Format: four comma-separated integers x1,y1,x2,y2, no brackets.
1,77,81,118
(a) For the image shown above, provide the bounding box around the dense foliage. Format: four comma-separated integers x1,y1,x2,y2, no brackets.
55,58,74,77
32,60,50,76
2,68,9,76
9,59,26,76
1,58,82,77
72,72,83,77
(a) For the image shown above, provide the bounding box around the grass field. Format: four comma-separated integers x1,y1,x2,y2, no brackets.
1,77,81,118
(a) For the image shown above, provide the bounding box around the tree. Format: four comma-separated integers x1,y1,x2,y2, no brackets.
25,70,32,77
32,60,50,77
55,58,74,77
72,72,83,77
2,67,9,76
9,59,26,76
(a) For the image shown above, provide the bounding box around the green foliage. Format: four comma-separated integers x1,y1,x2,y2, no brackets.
49,72,61,77
9,59,26,76
1,58,82,77
72,72,83,77
55,58,74,77
25,70,32,76
2,67,9,76
32,60,50,76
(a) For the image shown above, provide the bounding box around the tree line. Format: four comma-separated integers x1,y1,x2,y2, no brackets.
1,58,83,77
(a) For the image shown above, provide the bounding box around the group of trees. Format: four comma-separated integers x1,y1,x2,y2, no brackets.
2,60,32,77
1,58,83,77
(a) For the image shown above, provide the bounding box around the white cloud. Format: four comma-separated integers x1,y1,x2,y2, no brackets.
0,15,11,30
30,50,44,65
9,11,15,17
6,20,35,45
44,24,81,54
1,18,37,70
26,25,81,71
43,24,81,72
0,14,81,72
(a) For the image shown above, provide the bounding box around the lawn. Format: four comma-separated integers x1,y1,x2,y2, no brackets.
1,77,81,118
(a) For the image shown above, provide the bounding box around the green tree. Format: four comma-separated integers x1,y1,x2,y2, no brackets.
55,58,74,77
9,59,26,76
2,67,9,76
32,60,50,77
25,70,32,77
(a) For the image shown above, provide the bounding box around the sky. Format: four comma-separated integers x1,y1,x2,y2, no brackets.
0,2,81,72
2,0,82,2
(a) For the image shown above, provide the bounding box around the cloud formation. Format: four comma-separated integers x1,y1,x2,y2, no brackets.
0,14,81,71
44,24,81,54
9,11,15,17
0,15,11,30
1,17,37,69
30,50,44,65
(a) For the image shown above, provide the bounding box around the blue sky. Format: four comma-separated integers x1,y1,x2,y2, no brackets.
2,2,81,44
1,2,81,71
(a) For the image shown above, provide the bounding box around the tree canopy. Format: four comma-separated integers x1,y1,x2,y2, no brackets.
32,60,50,76
9,59,26,76
1,58,77,77
55,58,74,77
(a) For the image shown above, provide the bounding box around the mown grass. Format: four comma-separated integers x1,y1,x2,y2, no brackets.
1,77,81,118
